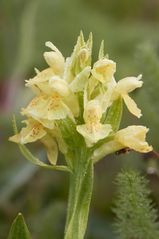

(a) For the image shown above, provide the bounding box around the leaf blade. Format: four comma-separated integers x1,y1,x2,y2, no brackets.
7,213,31,239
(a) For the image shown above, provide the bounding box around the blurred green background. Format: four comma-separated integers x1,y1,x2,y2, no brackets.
1,0,159,238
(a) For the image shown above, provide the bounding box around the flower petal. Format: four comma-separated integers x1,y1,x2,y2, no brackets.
41,134,58,165
22,95,49,119
49,76,79,117
123,94,142,118
50,128,68,154
49,77,70,96
115,75,143,95
47,100,74,121
26,68,54,85
77,123,112,147
84,99,102,123
25,68,54,95
44,41,65,75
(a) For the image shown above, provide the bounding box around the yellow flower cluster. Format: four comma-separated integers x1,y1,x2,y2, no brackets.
9,33,152,164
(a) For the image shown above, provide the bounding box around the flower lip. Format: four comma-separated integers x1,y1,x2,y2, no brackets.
9,119,46,144
76,99,112,147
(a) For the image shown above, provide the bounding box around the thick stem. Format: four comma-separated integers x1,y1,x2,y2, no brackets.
64,150,93,239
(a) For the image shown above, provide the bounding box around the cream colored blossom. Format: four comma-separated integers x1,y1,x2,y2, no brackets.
22,93,75,125
112,75,143,118
49,76,79,116
91,58,116,84
115,125,152,153
9,119,59,165
77,100,112,147
26,69,79,118
92,125,152,162
9,119,46,144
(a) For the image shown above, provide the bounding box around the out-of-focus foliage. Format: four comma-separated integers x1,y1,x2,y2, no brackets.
1,0,159,238
135,43,159,149
113,170,159,239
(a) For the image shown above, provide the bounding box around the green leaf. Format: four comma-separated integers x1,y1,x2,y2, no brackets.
7,213,31,239
104,97,123,132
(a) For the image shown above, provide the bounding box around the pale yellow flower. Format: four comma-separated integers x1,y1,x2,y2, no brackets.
91,58,116,84
77,100,112,147
22,93,75,126
49,76,79,117
9,119,59,165
115,125,152,153
112,75,143,118
26,68,80,118
9,119,46,144
92,125,152,162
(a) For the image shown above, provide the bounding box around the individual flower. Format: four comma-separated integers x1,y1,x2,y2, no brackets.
92,125,152,162
76,99,112,147
111,75,143,118
115,125,152,152
9,118,46,144
49,76,79,116
9,118,59,165
21,92,75,126
91,58,116,84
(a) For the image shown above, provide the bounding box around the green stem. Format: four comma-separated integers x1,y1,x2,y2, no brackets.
64,149,93,239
